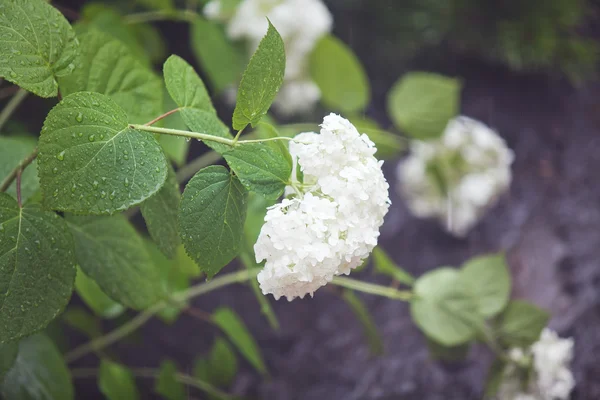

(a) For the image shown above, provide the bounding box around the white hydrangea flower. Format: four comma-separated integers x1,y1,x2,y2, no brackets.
255,114,390,300
397,116,514,237
497,329,575,400
204,0,333,114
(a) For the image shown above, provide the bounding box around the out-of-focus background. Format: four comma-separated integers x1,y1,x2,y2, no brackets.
21,0,600,398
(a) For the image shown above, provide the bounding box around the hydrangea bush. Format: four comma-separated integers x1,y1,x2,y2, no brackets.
0,0,574,399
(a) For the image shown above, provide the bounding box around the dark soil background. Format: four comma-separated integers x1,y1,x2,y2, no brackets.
18,1,600,399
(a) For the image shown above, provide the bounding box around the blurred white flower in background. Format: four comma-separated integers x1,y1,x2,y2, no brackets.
397,116,514,237
254,114,390,300
497,329,575,400
204,0,333,115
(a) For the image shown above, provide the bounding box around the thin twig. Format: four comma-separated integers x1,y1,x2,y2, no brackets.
71,367,234,400
0,88,28,132
16,168,22,208
123,9,198,24
331,276,413,301
144,108,180,126
0,148,38,193
65,269,259,363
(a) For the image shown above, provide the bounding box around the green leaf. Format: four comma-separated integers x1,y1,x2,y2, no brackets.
0,0,78,97
66,214,165,310
179,166,248,278
75,266,125,319
58,29,163,124
350,116,404,160
137,0,174,11
0,194,76,344
0,136,39,204
0,334,74,400
62,306,102,339
460,253,511,318
163,55,233,154
164,54,215,113
497,300,549,348
155,361,186,400
0,342,18,381
310,35,370,113
140,165,181,258
194,337,239,388
425,337,470,362
37,92,168,215
98,360,139,400
372,247,415,286
232,21,286,130
484,359,506,398
212,307,267,376
387,72,461,139
223,142,292,199
191,17,246,93
158,89,190,166
411,268,483,346
341,290,384,355
78,7,149,66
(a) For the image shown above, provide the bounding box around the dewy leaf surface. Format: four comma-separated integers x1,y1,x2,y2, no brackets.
0,0,79,97
37,92,168,215
179,166,248,278
59,29,162,124
66,214,165,310
232,22,285,130
0,194,76,344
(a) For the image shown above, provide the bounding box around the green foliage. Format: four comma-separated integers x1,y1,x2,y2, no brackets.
0,0,79,97
212,307,267,376
1,334,74,400
350,117,404,160
411,268,483,346
66,214,166,310
140,165,181,258
0,194,76,344
156,361,186,400
179,166,248,278
0,342,18,380
75,267,126,319
372,247,415,286
99,360,139,400
484,359,506,398
497,300,549,348
194,337,239,388
341,290,384,355
62,306,102,339
37,92,168,215
0,136,39,203
232,22,286,131
460,254,510,318
310,35,370,113
163,55,232,154
223,142,292,199
191,17,246,93
387,72,461,139
158,92,190,166
59,29,163,124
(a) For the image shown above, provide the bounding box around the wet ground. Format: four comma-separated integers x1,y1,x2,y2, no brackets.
44,1,600,399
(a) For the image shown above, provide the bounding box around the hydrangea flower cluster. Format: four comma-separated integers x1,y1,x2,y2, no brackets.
397,116,514,237
204,0,332,115
254,114,390,300
497,329,575,400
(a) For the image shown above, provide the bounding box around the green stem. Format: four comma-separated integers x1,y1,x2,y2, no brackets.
123,9,199,24
331,276,413,301
131,124,293,148
0,88,28,132
65,269,258,363
0,148,38,192
71,367,234,400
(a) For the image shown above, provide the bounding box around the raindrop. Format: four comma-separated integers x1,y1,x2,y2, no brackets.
124,177,129,187
92,180,99,189
52,167,58,174
56,151,65,161
88,134,95,142
78,132,83,138
75,112,83,123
